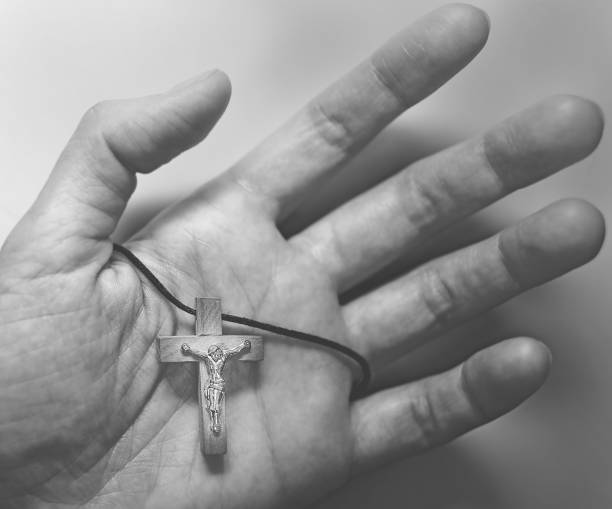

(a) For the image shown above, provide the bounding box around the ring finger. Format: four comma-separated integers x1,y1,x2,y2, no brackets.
342,199,604,368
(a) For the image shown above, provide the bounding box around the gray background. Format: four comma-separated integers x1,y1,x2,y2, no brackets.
0,1,609,507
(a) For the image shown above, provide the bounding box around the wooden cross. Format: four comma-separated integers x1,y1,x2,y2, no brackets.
157,298,263,455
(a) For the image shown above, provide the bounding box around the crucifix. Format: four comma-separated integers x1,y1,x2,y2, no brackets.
157,298,263,455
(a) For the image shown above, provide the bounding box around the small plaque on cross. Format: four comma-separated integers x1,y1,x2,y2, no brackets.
158,298,263,455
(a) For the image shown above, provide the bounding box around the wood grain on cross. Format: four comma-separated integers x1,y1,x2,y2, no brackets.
158,298,263,455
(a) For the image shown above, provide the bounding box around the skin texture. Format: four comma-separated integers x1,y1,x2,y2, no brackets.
0,4,606,508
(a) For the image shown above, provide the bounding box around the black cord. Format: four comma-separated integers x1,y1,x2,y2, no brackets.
112,243,370,398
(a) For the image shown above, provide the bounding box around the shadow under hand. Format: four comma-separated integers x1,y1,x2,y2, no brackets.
316,441,501,509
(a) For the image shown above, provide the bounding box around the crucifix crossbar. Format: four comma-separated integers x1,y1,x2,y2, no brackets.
158,298,263,455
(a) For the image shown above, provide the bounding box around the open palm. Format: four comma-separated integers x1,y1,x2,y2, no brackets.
0,5,605,509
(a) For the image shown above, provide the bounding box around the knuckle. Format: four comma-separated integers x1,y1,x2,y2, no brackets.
306,100,354,156
496,232,524,289
369,38,426,107
369,58,406,107
419,267,455,328
399,170,441,236
482,124,523,192
408,391,441,450
460,363,488,422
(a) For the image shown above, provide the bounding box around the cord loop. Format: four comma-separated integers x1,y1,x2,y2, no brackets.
112,243,370,398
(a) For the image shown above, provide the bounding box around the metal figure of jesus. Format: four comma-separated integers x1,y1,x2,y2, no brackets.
157,298,263,455
181,340,251,433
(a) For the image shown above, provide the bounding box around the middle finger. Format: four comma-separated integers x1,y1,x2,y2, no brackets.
291,95,603,292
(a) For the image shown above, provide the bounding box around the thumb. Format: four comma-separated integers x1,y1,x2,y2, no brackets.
4,70,231,267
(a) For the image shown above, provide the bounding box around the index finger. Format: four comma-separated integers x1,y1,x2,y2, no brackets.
223,4,490,220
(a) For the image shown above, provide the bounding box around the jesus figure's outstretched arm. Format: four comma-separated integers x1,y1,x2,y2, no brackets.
225,340,251,359
181,343,209,360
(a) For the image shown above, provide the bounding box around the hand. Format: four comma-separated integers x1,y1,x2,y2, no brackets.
0,4,604,508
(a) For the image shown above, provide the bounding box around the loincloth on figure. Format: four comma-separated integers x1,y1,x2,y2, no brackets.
205,381,225,411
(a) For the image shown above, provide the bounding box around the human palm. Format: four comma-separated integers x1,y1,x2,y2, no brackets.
0,5,606,509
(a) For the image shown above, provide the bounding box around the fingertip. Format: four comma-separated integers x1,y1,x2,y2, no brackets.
398,3,490,73
499,199,605,285
500,336,552,384
465,337,551,420
541,199,605,262
485,96,604,190
541,95,604,159
207,69,233,103
176,69,232,111
437,3,491,47
549,198,606,262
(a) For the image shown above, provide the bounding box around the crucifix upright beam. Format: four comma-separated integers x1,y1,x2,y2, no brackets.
158,298,263,455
